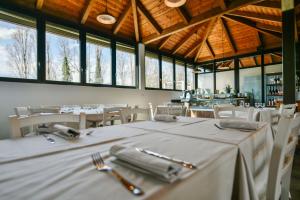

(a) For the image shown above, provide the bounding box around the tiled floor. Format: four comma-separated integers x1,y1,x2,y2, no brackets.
291,149,300,199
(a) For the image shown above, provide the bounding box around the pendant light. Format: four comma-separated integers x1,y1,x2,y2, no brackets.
164,0,186,8
97,0,116,25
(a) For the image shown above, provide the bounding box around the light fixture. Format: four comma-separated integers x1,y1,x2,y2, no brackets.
96,0,116,24
164,0,186,8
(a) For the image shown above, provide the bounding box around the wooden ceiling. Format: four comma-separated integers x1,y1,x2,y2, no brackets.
4,0,296,63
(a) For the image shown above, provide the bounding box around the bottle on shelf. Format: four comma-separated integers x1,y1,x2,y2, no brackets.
269,87,272,95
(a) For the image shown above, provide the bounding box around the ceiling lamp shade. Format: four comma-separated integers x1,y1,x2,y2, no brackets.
96,14,116,24
164,0,186,8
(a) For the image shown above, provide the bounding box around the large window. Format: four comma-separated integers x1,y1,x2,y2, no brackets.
216,70,235,93
46,24,80,82
175,61,185,90
198,73,213,93
187,65,194,90
162,57,173,89
145,52,159,88
240,67,262,102
116,44,136,86
86,35,111,85
0,12,37,79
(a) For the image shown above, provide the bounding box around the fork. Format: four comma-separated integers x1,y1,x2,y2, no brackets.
91,152,144,196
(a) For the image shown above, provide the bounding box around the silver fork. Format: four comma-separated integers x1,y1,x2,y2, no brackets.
91,152,144,196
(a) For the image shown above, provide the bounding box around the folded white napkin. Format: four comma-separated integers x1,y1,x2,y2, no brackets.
53,124,80,140
219,119,261,130
110,145,182,183
154,114,177,122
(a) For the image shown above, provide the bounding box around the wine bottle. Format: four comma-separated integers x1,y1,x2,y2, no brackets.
275,87,278,95
269,87,272,95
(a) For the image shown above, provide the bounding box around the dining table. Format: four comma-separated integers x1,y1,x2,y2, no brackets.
0,117,273,200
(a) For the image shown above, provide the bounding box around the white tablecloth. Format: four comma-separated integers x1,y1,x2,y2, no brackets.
0,117,273,200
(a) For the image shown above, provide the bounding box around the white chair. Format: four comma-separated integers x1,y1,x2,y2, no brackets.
9,113,86,138
102,107,126,126
267,116,300,200
155,105,186,116
279,104,297,118
29,106,61,115
213,105,254,121
14,106,30,116
260,110,280,136
120,107,151,124
148,103,154,121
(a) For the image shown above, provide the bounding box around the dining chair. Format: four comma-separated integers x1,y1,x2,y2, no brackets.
267,116,300,200
120,107,151,124
279,104,297,118
260,110,281,136
29,106,61,115
14,106,30,116
213,105,254,121
8,113,86,138
102,107,126,126
148,103,154,121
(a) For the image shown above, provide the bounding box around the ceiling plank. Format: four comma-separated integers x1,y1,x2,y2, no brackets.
256,22,282,33
131,0,140,42
36,0,44,10
254,1,281,9
158,36,171,50
272,52,282,58
81,0,96,24
172,26,199,54
240,60,244,68
206,40,215,58
113,3,132,34
176,6,191,24
223,14,282,38
194,18,218,62
218,0,227,10
228,10,282,23
143,0,264,44
220,17,237,53
137,0,162,34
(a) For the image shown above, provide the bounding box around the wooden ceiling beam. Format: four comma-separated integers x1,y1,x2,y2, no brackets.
218,0,227,10
223,14,282,38
206,40,215,58
131,0,140,42
172,26,199,54
194,18,218,62
143,0,264,44
240,60,244,68
257,32,264,48
158,36,171,50
256,22,282,33
220,17,237,53
253,56,258,66
254,1,281,9
36,0,44,10
228,10,282,23
113,3,132,34
137,0,162,34
81,0,95,24
176,6,191,24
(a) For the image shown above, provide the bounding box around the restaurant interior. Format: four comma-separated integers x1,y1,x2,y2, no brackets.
0,0,299,199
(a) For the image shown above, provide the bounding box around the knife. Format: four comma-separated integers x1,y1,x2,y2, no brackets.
136,148,197,169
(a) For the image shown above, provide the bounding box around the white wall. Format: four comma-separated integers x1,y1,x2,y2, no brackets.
0,81,180,139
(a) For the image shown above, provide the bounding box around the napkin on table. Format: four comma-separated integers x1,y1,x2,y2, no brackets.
219,119,262,130
53,124,80,140
110,144,182,183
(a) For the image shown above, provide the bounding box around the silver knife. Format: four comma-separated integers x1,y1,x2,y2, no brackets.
136,148,197,169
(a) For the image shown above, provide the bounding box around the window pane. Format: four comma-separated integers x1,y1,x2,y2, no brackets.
116,44,135,86
240,67,262,102
198,73,213,93
175,61,185,90
216,71,235,93
265,63,282,74
0,17,37,79
86,35,111,84
145,52,159,88
46,24,80,82
187,67,194,90
162,57,173,89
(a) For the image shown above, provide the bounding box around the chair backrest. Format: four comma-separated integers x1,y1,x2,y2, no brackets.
148,103,154,121
120,107,151,124
14,106,30,116
279,104,297,117
213,105,254,121
102,107,125,126
9,113,86,138
267,116,300,200
155,105,186,116
260,110,280,135
29,106,61,115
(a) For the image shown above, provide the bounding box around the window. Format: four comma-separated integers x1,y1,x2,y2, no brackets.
175,61,185,90
198,73,213,93
46,24,80,82
187,66,194,90
240,67,262,102
145,52,159,88
116,44,136,86
216,70,235,93
265,64,282,74
86,35,111,85
0,11,37,79
162,57,173,89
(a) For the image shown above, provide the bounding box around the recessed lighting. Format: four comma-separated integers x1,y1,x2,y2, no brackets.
164,0,186,8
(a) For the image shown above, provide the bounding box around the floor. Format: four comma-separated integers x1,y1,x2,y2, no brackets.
291,148,300,199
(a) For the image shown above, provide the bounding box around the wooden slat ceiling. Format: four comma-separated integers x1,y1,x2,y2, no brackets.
5,0,290,63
